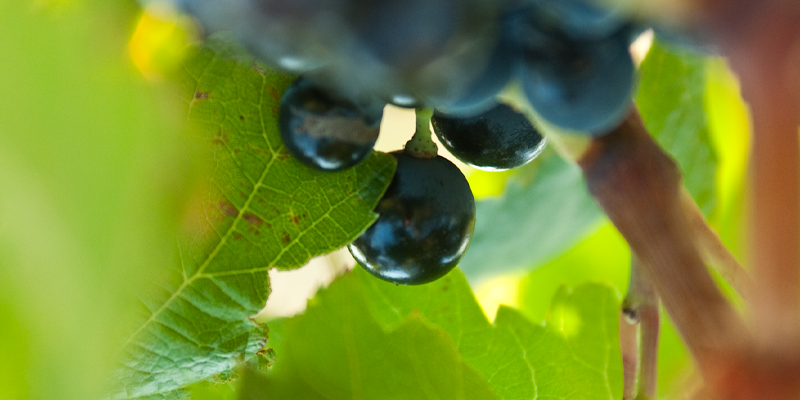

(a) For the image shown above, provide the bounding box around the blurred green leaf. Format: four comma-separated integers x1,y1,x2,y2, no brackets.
242,272,500,400
249,268,622,400
704,58,750,260
459,149,604,281
112,34,395,399
358,268,622,400
636,39,718,215
517,223,630,323
0,2,187,400
187,380,238,400
495,284,622,400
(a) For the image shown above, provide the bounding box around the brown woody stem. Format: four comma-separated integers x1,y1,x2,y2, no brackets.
698,0,800,355
681,189,754,302
637,295,660,399
619,309,639,400
621,256,661,400
578,106,748,373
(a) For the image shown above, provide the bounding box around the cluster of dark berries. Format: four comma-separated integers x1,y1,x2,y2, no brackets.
175,0,709,284
278,76,543,285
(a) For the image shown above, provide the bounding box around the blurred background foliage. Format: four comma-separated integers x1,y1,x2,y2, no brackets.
0,1,750,399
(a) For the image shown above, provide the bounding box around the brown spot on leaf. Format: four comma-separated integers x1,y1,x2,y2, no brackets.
195,91,209,99
271,105,279,115
233,232,243,240
180,187,216,241
211,129,230,146
243,212,264,227
219,201,239,217
290,213,307,226
252,62,265,75
247,144,271,155
268,86,280,101
281,232,290,243
277,153,290,161
239,115,244,121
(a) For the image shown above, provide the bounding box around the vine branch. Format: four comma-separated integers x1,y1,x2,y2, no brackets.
681,188,753,302
577,106,749,373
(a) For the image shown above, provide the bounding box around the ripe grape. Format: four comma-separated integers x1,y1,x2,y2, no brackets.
232,0,352,72
432,104,546,171
346,0,459,69
278,78,383,171
349,151,476,285
531,0,625,39
519,21,634,135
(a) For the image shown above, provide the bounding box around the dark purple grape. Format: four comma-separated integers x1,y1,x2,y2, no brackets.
278,78,383,171
432,104,546,171
518,21,634,135
531,0,626,39
433,6,524,117
347,0,459,69
349,151,475,285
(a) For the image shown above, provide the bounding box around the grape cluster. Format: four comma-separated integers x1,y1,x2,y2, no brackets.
174,0,707,284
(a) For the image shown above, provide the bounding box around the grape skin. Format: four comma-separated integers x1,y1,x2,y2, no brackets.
278,78,383,172
531,0,626,39
349,151,475,285
518,22,634,135
432,104,546,171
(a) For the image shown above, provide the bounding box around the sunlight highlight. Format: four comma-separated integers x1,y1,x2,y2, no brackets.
129,6,191,81
552,304,581,338
475,274,521,321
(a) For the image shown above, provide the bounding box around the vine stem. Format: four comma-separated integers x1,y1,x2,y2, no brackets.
577,106,749,372
404,108,438,159
699,0,800,356
681,189,753,302
620,256,661,400
632,259,660,400
619,309,639,400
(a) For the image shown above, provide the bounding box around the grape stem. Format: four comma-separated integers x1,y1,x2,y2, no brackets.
620,256,660,400
508,2,800,395
626,256,660,400
618,307,639,400
681,188,754,302
578,107,749,372
702,0,800,356
404,108,438,159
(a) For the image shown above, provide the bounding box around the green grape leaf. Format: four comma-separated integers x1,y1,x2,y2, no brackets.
357,268,622,400
0,2,202,400
112,33,395,399
459,148,604,280
241,273,500,399
494,284,621,400
121,391,188,400
517,223,630,323
636,39,718,214
249,268,622,400
187,380,238,400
